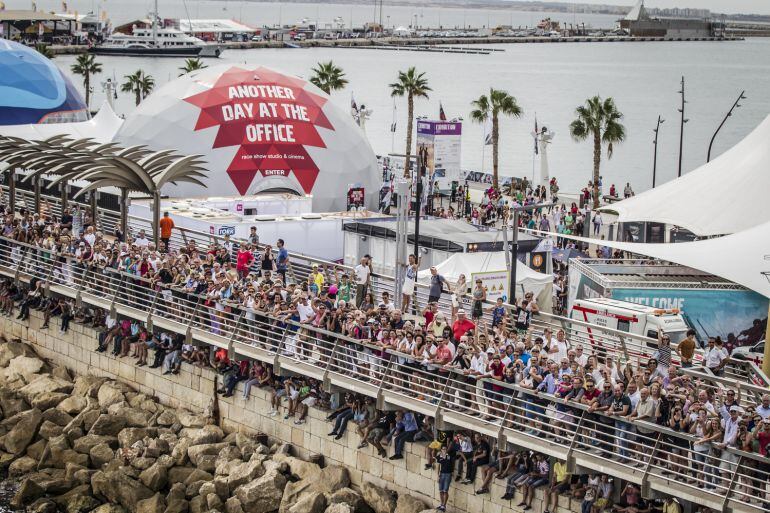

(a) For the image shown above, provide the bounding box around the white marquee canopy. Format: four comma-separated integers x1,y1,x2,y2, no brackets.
0,102,123,143
599,114,770,237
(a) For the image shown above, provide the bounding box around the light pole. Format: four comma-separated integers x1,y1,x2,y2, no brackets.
677,76,689,178
413,146,428,259
652,115,664,188
508,202,553,306
707,90,746,163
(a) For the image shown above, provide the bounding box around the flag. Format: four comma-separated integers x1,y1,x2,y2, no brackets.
390,97,397,133
534,116,539,155
483,117,493,146
439,102,446,121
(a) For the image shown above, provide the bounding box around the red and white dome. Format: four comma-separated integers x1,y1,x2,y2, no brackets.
116,65,379,212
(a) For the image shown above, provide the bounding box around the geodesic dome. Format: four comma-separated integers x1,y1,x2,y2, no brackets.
116,64,379,212
0,39,89,125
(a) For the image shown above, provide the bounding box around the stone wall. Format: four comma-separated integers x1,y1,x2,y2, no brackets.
2,310,584,513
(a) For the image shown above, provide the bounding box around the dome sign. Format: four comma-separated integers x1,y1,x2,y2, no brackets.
184,66,333,195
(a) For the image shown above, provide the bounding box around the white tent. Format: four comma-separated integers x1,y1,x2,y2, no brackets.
417,252,553,310
599,114,770,237
0,102,123,143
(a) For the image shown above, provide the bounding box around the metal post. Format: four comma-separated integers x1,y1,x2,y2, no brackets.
8,168,15,213
508,210,519,305
120,188,129,239
33,176,41,214
707,91,746,163
60,182,69,212
677,76,687,178
720,455,744,513
90,190,99,231
413,147,426,260
640,431,663,496
652,115,664,188
763,301,770,377
152,189,161,248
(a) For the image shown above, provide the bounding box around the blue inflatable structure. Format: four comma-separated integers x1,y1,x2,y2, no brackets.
0,39,89,125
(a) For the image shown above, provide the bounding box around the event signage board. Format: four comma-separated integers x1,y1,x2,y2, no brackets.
471,270,509,302
416,120,462,189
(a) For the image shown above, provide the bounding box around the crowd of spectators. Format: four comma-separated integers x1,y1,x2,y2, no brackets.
2,203,770,512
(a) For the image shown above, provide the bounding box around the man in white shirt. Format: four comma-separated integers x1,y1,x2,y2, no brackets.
379,291,396,313
296,296,315,324
704,337,729,376
134,230,150,248
548,329,570,363
717,406,741,473
756,394,770,420
83,226,96,247
353,255,372,308
574,344,589,367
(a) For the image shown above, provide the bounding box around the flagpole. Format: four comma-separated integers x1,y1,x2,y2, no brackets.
390,97,396,153
532,112,537,184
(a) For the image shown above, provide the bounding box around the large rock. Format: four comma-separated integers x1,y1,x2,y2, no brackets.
236,467,287,513
187,442,230,466
183,468,213,485
325,505,354,513
52,484,100,513
8,455,38,477
140,462,169,491
361,482,396,513
137,493,167,513
0,340,37,367
227,456,266,492
72,376,108,398
11,476,45,508
31,392,70,412
394,496,427,513
89,442,115,468
177,411,208,428
0,389,29,418
328,489,366,513
156,410,177,426
57,396,88,416
92,504,128,513
171,437,192,466
168,466,197,485
97,383,126,409
4,355,44,380
109,404,153,428
225,497,244,513
289,492,326,513
164,498,189,513
89,414,127,436
73,434,118,454
38,420,63,440
118,427,150,448
189,424,224,446
41,408,74,427
4,408,43,454
18,376,73,405
91,470,154,511
273,454,322,481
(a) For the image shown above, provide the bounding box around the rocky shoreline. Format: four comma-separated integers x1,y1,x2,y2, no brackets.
0,336,432,513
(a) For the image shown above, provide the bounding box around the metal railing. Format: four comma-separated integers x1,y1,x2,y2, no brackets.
0,237,767,513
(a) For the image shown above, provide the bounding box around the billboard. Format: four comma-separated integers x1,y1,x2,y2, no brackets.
471,270,509,302
608,288,768,346
416,120,462,188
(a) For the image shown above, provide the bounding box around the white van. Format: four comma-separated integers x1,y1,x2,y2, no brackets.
570,297,694,363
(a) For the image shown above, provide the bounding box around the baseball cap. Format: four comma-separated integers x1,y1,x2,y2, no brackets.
729,405,741,413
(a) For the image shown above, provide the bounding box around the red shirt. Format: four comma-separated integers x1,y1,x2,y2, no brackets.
236,249,254,271
452,319,475,341
758,430,770,456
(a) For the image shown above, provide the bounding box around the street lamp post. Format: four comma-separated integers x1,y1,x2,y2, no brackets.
508,202,553,306
707,90,746,163
413,146,427,259
677,76,689,178
652,115,665,188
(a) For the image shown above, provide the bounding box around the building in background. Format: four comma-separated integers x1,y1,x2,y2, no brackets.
620,0,724,38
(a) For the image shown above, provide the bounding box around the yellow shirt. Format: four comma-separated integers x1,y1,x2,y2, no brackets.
554,461,570,483
663,501,682,513
313,272,325,289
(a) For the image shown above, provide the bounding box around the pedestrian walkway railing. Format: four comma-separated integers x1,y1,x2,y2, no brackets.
0,237,767,513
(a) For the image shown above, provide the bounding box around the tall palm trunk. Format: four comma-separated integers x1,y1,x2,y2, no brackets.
592,132,601,208
135,88,141,106
404,93,414,178
491,113,500,190
84,74,90,107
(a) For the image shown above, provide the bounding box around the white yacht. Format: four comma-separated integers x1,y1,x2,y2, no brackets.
91,26,221,57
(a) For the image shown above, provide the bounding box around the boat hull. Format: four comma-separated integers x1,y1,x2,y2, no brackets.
89,46,221,58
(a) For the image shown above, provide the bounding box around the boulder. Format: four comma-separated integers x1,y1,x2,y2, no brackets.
171,437,191,466
131,457,157,471
189,495,206,513
225,497,245,513
92,505,129,513
208,493,225,511
288,492,327,513
27,498,58,513
325,505,354,513
89,442,115,468
139,462,169,491
118,427,151,448
184,468,214,485
187,442,230,466
73,469,96,486
53,484,101,513
0,389,29,418
8,455,38,477
31,392,70,412
168,466,197,485
73,434,118,454
10,476,45,508
72,376,109,398
196,454,217,473
0,452,14,470
108,404,153,428
394,496,427,513
89,414,127,436
4,355,44,380
57,396,88,416
18,376,73,405
156,410,177,426
236,467,287,513
227,457,266,492
91,470,154,511
97,383,126,409
38,420,63,440
316,466,350,494
0,340,37,367
198,481,217,498
189,424,224,446
64,462,87,481
177,411,208,428
51,366,72,383
26,439,47,461
41,408,74,427
328,489,366,513
137,493,167,513
4,408,43,454
164,498,189,513
361,482,396,513
273,454,322,481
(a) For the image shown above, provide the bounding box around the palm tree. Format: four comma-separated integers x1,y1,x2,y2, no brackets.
469,89,523,190
309,61,348,95
569,96,626,208
179,57,207,76
389,67,431,177
121,70,155,106
70,54,102,108
35,43,54,59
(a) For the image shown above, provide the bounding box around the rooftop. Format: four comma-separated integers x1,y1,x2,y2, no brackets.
0,10,66,22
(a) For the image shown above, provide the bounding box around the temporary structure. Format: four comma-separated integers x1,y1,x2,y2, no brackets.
0,102,122,143
417,252,553,311
599,114,770,237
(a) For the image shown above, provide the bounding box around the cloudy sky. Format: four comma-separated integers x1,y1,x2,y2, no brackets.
541,0,770,15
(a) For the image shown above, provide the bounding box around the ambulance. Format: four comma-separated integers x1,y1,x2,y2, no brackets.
570,297,693,362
